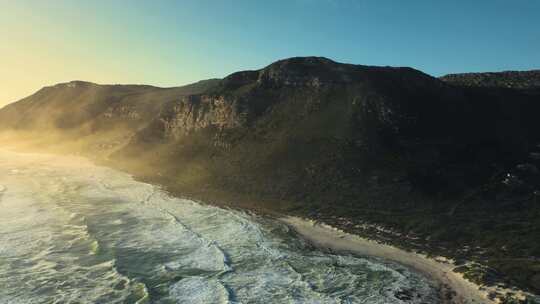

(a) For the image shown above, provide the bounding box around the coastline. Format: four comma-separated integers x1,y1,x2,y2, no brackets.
279,216,492,304
1,147,537,303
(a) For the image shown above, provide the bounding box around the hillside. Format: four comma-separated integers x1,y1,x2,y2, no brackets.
0,79,220,154
1,57,540,296
440,70,540,89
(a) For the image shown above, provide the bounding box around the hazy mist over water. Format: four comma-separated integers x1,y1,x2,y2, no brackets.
0,150,439,303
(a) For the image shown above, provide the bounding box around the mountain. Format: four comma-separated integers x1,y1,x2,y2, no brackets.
440,70,540,89
0,78,220,153
2,57,540,295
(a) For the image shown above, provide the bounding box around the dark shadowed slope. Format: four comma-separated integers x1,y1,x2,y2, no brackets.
440,70,540,89
1,57,540,296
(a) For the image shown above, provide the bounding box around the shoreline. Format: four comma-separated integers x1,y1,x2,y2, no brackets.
1,147,537,303
279,216,492,304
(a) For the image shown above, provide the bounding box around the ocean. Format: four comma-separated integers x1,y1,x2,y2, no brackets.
0,150,439,303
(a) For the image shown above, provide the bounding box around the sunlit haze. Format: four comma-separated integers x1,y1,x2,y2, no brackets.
1,0,539,107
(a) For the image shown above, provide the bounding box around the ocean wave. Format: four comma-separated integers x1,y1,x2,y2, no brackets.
161,209,233,274
129,190,235,275
169,277,233,304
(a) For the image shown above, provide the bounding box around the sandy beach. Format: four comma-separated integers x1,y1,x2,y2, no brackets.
280,216,494,304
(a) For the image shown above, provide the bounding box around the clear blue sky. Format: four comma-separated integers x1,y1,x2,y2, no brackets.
1,0,539,105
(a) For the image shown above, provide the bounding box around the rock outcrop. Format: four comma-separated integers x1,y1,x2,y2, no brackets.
158,95,247,139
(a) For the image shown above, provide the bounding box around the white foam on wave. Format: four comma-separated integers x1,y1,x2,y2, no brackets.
164,241,232,273
110,219,123,225
224,263,340,304
113,189,234,275
169,277,231,304
0,168,148,303
140,188,438,303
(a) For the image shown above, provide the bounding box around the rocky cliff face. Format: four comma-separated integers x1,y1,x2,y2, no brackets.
158,95,247,140
146,57,461,147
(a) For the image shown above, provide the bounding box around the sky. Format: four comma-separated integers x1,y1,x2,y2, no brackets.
1,0,539,107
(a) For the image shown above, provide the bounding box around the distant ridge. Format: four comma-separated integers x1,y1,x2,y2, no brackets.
440,69,540,89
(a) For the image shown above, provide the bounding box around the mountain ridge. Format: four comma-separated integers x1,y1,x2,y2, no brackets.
1,57,540,298
440,69,540,89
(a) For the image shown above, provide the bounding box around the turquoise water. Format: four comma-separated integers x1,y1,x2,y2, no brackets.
0,150,439,303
